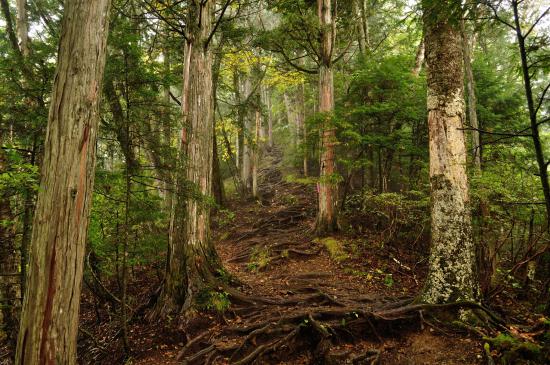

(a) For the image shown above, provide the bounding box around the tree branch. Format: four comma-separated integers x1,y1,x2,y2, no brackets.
524,6,549,38
205,0,232,49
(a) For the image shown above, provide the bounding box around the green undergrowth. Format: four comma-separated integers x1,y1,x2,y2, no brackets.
247,246,271,272
483,331,549,364
314,237,349,262
284,174,317,185
196,288,231,313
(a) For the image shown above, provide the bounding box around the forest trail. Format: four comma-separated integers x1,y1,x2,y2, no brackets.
123,147,485,365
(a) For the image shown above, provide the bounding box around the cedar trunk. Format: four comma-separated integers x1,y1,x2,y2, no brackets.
15,0,111,363
421,1,479,304
316,0,338,235
157,0,220,315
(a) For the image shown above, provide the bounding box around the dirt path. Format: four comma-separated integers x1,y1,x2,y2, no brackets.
129,148,485,365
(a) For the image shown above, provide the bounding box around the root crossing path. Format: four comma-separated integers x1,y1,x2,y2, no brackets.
139,147,486,365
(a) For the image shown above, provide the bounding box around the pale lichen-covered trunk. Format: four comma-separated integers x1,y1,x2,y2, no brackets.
316,0,338,235
15,1,111,363
412,37,425,77
421,1,479,304
158,0,219,315
16,0,28,56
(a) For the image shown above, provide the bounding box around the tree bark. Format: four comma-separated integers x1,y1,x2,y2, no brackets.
157,0,220,316
412,36,425,77
15,0,111,363
461,22,481,170
316,0,338,235
421,1,479,304
252,106,261,199
354,0,367,55
16,0,28,56
262,87,273,149
241,77,253,194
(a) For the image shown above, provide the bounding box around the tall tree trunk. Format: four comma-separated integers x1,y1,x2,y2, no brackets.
262,87,273,149
283,92,298,148
296,81,308,176
511,1,550,228
241,77,253,194
412,36,425,77
316,0,338,235
354,0,366,55
16,0,28,56
15,0,111,363
461,22,481,170
157,0,220,315
252,106,261,199
161,46,174,213
421,1,479,304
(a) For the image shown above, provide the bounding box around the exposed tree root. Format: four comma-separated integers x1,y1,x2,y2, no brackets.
179,298,503,364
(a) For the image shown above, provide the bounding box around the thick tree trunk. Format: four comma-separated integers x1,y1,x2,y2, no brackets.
316,0,338,235
15,1,111,363
157,0,220,315
421,1,479,304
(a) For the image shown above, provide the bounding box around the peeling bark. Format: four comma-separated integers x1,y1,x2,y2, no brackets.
157,0,221,316
316,0,338,235
15,0,111,363
421,1,479,304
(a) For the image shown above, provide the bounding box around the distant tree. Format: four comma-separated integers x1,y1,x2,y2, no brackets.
15,0,111,363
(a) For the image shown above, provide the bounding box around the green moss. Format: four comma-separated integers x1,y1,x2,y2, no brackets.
284,174,318,185
315,237,348,262
484,333,544,364
247,247,271,271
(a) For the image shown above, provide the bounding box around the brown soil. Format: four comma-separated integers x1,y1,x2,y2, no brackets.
108,149,484,365
79,149,487,364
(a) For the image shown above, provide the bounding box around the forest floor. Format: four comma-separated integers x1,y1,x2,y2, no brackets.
4,149,548,365
84,147,485,365
53,148,550,364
